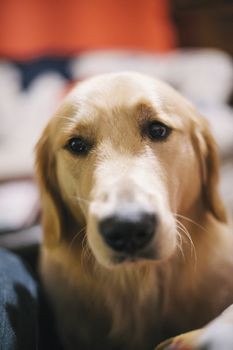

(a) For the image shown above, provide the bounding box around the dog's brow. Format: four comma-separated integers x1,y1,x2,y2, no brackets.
56,117,96,148
66,122,95,138
134,101,156,119
134,102,183,130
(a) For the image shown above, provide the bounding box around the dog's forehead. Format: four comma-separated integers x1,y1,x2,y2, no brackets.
58,72,199,135
69,72,162,110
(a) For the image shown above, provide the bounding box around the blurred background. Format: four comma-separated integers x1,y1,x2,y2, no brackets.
0,0,233,263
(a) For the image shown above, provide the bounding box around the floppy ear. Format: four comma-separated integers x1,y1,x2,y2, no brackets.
35,122,75,246
194,121,227,223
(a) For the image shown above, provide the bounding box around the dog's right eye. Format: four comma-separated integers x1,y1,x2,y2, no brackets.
66,137,92,156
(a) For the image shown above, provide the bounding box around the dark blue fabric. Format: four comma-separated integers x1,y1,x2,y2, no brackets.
0,249,38,350
13,57,72,89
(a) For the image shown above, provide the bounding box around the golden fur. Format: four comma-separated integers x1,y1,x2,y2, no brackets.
35,72,233,350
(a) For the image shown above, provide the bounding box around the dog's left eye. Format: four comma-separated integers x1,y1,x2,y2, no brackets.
147,121,171,141
66,137,92,156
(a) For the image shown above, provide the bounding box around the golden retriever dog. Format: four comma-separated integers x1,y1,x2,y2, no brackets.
35,72,233,350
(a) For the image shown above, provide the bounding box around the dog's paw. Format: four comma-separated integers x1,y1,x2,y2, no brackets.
156,305,233,350
194,308,233,350
155,330,201,350
194,305,233,350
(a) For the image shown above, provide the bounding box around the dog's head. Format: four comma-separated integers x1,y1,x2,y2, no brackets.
36,72,226,268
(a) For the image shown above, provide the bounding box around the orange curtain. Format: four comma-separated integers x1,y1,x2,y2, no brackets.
0,0,177,60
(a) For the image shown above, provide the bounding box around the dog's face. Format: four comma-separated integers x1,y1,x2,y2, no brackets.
36,72,226,268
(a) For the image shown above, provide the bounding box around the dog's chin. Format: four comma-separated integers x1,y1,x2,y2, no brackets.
96,247,161,269
89,232,177,269
115,248,157,263
101,243,178,268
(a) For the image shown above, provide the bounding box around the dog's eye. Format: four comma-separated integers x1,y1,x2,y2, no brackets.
147,121,171,141
66,137,91,156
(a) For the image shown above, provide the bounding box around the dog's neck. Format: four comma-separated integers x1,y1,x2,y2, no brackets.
40,204,231,348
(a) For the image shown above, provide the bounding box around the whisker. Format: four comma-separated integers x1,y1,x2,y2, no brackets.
176,230,185,261
174,213,207,234
70,196,91,205
68,226,86,254
59,115,76,122
175,218,197,269
176,221,195,253
81,235,94,276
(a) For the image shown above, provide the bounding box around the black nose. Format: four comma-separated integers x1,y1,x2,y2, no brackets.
98,212,156,254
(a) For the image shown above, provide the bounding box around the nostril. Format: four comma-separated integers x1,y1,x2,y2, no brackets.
98,212,157,253
135,229,150,241
99,218,126,251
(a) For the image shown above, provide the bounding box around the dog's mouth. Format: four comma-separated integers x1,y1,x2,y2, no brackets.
111,245,158,265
